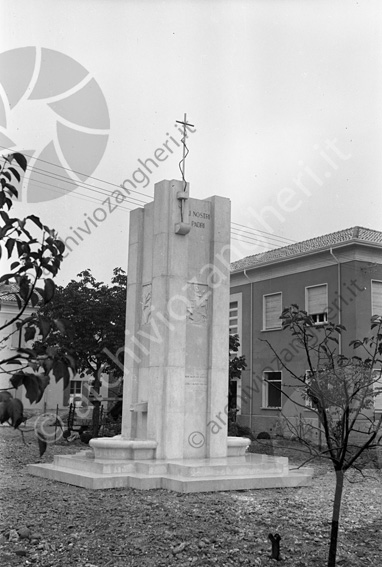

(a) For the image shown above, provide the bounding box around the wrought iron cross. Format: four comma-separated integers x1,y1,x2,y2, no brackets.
176,113,194,185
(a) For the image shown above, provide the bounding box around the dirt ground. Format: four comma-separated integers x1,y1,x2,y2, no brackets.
1,427,381,567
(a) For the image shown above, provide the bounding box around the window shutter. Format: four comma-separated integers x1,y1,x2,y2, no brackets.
372,281,382,316
229,300,239,335
307,285,327,314
264,294,282,329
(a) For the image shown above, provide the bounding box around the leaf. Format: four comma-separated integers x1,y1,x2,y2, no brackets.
0,397,24,428
19,277,30,302
8,398,24,428
0,273,14,283
8,166,21,182
43,358,54,373
52,359,70,384
5,238,15,258
24,326,37,342
43,278,55,303
27,214,43,229
10,372,41,403
55,239,66,254
0,401,10,424
5,183,18,198
11,152,27,172
38,316,51,340
64,353,77,372
30,292,40,308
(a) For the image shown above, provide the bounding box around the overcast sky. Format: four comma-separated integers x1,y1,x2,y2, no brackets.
1,0,381,285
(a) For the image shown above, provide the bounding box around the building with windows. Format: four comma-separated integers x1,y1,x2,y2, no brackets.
230,226,382,437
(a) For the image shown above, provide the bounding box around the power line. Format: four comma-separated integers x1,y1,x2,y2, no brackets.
17,183,362,264
29,165,149,204
230,231,288,250
1,146,306,251
231,222,296,244
27,181,136,214
28,167,296,247
0,144,152,199
231,226,296,247
29,167,148,207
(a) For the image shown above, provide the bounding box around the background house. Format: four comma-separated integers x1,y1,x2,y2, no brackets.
230,226,382,438
0,283,110,413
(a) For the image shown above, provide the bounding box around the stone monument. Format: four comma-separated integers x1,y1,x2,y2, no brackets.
29,180,313,491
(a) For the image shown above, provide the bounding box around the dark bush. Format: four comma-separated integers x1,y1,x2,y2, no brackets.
257,431,271,440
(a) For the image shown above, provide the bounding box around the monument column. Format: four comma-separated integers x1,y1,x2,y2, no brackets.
206,196,230,458
121,207,144,440
121,180,231,461
147,180,189,459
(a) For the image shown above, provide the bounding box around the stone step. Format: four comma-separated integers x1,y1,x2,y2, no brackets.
54,454,136,474
53,455,285,477
165,461,286,477
27,463,160,490
161,470,313,493
53,453,290,477
28,461,313,492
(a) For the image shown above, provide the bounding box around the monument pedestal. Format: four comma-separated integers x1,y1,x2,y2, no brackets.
28,180,313,491
28,436,313,492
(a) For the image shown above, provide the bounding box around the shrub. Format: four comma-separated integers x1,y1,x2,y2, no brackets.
257,431,271,440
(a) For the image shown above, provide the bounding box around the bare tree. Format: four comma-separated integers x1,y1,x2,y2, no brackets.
262,305,382,567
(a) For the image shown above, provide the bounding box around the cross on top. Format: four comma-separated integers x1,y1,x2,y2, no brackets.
176,113,194,184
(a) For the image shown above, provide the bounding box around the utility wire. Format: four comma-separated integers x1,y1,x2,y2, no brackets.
29,165,149,204
2,145,328,252
231,222,296,244
29,167,148,206
0,144,152,199
27,181,137,213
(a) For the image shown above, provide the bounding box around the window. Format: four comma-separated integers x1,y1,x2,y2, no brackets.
372,369,382,413
69,380,83,407
229,293,242,414
306,284,328,324
229,294,242,340
263,371,282,408
10,325,22,349
70,380,82,396
371,280,382,316
263,293,282,330
10,324,27,349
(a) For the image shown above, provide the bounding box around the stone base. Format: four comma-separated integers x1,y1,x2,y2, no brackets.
28,445,313,493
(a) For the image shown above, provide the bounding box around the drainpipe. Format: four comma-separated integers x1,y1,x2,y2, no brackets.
330,248,342,355
243,269,254,431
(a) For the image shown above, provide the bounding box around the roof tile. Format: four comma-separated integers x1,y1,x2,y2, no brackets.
231,226,382,271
